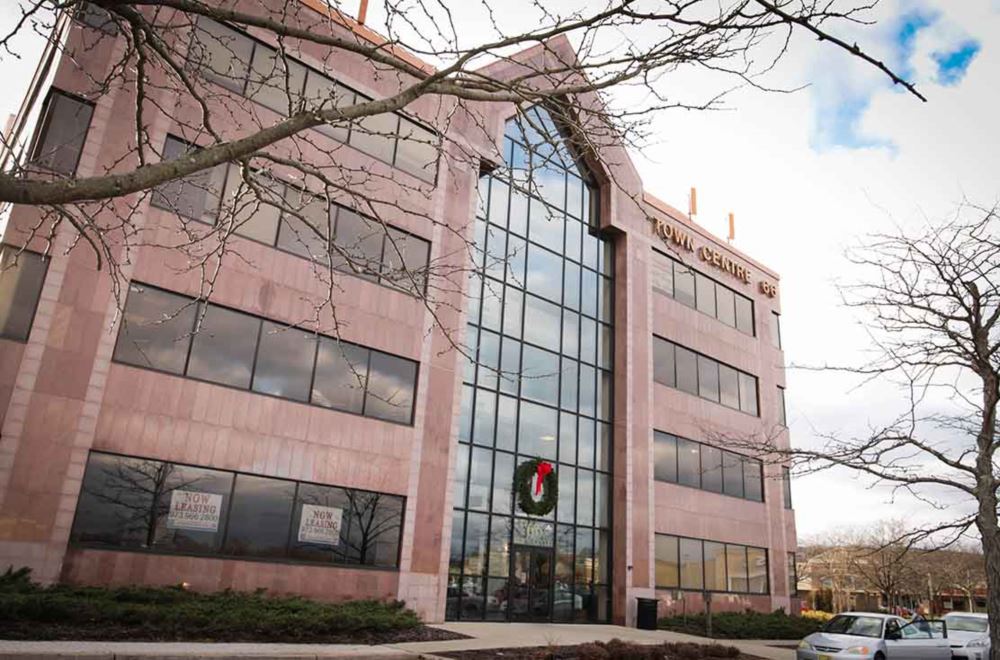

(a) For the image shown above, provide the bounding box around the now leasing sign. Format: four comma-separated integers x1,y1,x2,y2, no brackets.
298,504,343,546
166,490,223,532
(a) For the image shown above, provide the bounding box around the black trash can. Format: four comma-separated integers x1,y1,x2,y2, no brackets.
636,597,658,630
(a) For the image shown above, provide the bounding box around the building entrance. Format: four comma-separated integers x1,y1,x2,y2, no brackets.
510,545,553,621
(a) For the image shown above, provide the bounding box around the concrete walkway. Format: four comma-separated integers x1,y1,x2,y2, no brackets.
0,624,796,659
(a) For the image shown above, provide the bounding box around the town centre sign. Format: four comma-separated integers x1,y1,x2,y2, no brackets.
649,216,778,298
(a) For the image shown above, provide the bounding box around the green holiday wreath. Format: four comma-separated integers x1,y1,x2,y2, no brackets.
515,458,558,516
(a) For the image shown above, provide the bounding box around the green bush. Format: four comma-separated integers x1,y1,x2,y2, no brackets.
658,609,823,640
0,567,422,642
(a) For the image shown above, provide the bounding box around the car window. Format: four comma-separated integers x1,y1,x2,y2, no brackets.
885,620,901,638
946,617,988,633
825,615,885,638
901,622,931,639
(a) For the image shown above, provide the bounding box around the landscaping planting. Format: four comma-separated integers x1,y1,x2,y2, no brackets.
441,639,754,660
658,610,823,640
0,567,463,643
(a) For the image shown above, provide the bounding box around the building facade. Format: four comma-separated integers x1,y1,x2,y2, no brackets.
0,1,797,625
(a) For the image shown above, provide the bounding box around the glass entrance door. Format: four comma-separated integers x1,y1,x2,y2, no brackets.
510,545,553,621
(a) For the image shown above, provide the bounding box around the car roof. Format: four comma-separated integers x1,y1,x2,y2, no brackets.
944,612,988,619
834,612,893,619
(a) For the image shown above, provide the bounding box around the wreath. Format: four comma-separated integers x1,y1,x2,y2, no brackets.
515,458,558,516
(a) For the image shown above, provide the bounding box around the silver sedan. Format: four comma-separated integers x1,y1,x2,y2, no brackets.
797,612,950,660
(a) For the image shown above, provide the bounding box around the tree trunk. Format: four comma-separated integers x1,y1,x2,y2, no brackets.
975,503,1000,660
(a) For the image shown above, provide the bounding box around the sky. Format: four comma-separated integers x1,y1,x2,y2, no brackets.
1,1,998,543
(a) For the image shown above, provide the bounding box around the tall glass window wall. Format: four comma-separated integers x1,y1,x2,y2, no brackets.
447,107,613,623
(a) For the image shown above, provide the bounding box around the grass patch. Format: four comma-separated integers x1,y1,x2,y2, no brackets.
658,610,823,640
0,566,458,643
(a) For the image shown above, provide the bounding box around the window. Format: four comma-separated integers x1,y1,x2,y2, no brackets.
364,350,418,424
770,311,782,349
187,17,439,182
726,544,749,592
782,467,793,509
252,322,317,402
112,285,196,374
150,136,227,221
747,546,769,594
777,386,787,426
653,431,677,482
655,534,679,588
679,537,703,590
0,247,48,341
653,337,759,415
704,541,727,591
651,251,754,335
787,552,798,597
186,303,261,389
75,2,118,33
29,90,93,175
113,285,419,424
71,451,405,569
653,431,764,504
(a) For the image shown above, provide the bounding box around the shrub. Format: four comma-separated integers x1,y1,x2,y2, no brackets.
0,568,423,642
658,609,823,640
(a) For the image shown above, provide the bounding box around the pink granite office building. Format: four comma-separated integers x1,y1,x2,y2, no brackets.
0,1,797,625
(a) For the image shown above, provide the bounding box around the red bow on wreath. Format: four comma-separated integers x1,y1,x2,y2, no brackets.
534,461,554,496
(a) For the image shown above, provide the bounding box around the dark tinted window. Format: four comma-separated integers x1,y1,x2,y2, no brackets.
783,467,793,509
71,452,405,569
739,372,758,415
719,364,739,409
113,285,196,374
335,209,384,280
364,351,417,423
186,304,260,388
312,339,369,414
222,474,295,558
252,322,317,401
722,450,744,498
29,90,93,175
675,345,698,395
151,136,226,221
653,338,759,415
673,263,695,307
246,46,307,113
150,463,233,554
351,112,399,164
0,247,48,341
395,118,438,182
743,458,763,502
778,386,787,426
653,252,754,335
381,226,430,294
652,337,675,387
735,295,754,334
770,311,782,349
697,355,719,402
219,169,283,244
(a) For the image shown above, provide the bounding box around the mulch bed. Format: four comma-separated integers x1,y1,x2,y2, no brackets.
438,640,762,660
0,622,467,644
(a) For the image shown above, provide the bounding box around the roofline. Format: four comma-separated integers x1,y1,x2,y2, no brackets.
643,192,781,280
298,0,437,76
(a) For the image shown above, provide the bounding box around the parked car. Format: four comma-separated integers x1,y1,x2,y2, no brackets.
943,612,989,660
797,612,949,660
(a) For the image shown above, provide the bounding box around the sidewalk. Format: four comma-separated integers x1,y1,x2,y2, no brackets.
0,623,796,660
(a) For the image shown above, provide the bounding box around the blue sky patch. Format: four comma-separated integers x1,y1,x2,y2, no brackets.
811,92,895,153
933,39,980,85
890,8,939,79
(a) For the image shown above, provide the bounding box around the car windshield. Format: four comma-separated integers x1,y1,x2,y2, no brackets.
947,617,988,633
824,615,884,638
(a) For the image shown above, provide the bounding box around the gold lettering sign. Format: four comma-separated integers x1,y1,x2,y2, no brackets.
648,215,780,298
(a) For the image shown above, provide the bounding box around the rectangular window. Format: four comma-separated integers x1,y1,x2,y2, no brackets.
653,431,763,503
150,136,227,221
782,467,793,509
653,337,759,415
777,386,787,426
676,437,701,489
188,17,439,181
70,451,405,569
679,537,704,590
113,285,418,425
652,251,754,336
113,285,196,374
655,534,679,588
770,311,782,349
747,546,769,594
653,431,677,483
726,544,749,592
787,552,798,597
190,16,254,93
703,541,727,591
0,246,48,342
29,90,93,175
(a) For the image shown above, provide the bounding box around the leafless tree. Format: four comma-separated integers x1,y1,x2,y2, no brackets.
730,203,1000,653
0,0,924,361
